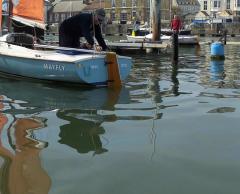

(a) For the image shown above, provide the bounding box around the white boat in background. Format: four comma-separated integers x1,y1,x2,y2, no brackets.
126,33,199,45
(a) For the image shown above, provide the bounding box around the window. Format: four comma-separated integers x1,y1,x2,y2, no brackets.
237,0,240,7
112,0,116,8
213,1,220,8
132,10,136,18
54,13,59,22
61,13,65,22
49,14,53,23
122,0,126,7
111,10,116,21
120,11,127,21
203,1,207,10
226,0,230,9
132,0,136,7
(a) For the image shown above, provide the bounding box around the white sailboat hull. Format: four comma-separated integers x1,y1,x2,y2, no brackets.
126,34,199,45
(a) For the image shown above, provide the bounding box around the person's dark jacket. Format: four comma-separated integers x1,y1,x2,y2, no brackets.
59,12,107,50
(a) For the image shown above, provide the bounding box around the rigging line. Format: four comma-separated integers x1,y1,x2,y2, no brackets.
150,100,157,162
92,11,96,56
101,135,109,146
69,1,72,17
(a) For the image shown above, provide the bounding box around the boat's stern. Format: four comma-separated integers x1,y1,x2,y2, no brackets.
75,53,132,86
117,55,132,81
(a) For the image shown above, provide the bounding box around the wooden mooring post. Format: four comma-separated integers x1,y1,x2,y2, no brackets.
223,29,227,45
152,0,161,47
172,32,179,62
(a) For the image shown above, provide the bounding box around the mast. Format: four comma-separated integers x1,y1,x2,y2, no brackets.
169,0,172,20
152,0,161,41
8,0,13,32
149,0,152,30
0,0,2,33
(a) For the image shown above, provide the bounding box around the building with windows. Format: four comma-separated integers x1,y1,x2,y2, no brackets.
172,0,200,23
193,0,240,35
101,0,172,25
103,0,149,24
197,0,240,17
195,0,240,23
47,0,89,27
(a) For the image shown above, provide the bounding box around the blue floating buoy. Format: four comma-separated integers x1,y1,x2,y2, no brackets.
211,41,225,60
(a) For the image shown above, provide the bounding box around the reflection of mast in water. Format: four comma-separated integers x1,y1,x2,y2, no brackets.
0,95,50,194
146,64,163,160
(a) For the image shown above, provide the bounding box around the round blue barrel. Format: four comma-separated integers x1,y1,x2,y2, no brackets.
211,42,224,56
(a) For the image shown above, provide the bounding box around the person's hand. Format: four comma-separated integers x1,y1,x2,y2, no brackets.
85,43,93,49
95,45,103,52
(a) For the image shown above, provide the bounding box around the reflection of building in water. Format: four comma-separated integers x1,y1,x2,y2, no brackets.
57,109,108,155
0,96,50,194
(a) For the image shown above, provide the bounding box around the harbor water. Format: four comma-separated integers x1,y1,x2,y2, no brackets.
0,36,240,194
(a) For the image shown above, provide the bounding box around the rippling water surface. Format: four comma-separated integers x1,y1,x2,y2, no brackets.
0,37,240,194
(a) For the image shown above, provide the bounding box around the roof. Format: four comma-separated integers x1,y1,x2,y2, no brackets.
83,0,104,11
201,11,209,17
53,1,86,13
195,10,209,18
176,0,200,6
218,10,233,16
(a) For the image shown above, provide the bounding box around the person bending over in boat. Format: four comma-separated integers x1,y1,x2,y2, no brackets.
59,8,108,51
170,15,182,34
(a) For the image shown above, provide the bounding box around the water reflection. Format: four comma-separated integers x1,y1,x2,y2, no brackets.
55,87,128,155
0,77,131,193
57,109,108,155
0,95,50,194
0,78,130,113
210,60,225,87
171,61,179,96
1,40,240,194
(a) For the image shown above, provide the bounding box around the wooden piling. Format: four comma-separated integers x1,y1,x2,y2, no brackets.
223,29,227,45
172,32,179,62
152,0,161,42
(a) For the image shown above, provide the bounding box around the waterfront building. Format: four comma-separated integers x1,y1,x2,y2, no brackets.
172,0,200,23
47,0,86,25
83,0,172,25
196,0,240,21
193,0,240,36
103,0,149,24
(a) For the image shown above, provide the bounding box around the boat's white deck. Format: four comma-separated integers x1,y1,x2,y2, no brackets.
0,42,102,62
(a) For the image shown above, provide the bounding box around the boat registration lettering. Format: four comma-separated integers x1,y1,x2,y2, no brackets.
43,64,65,71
